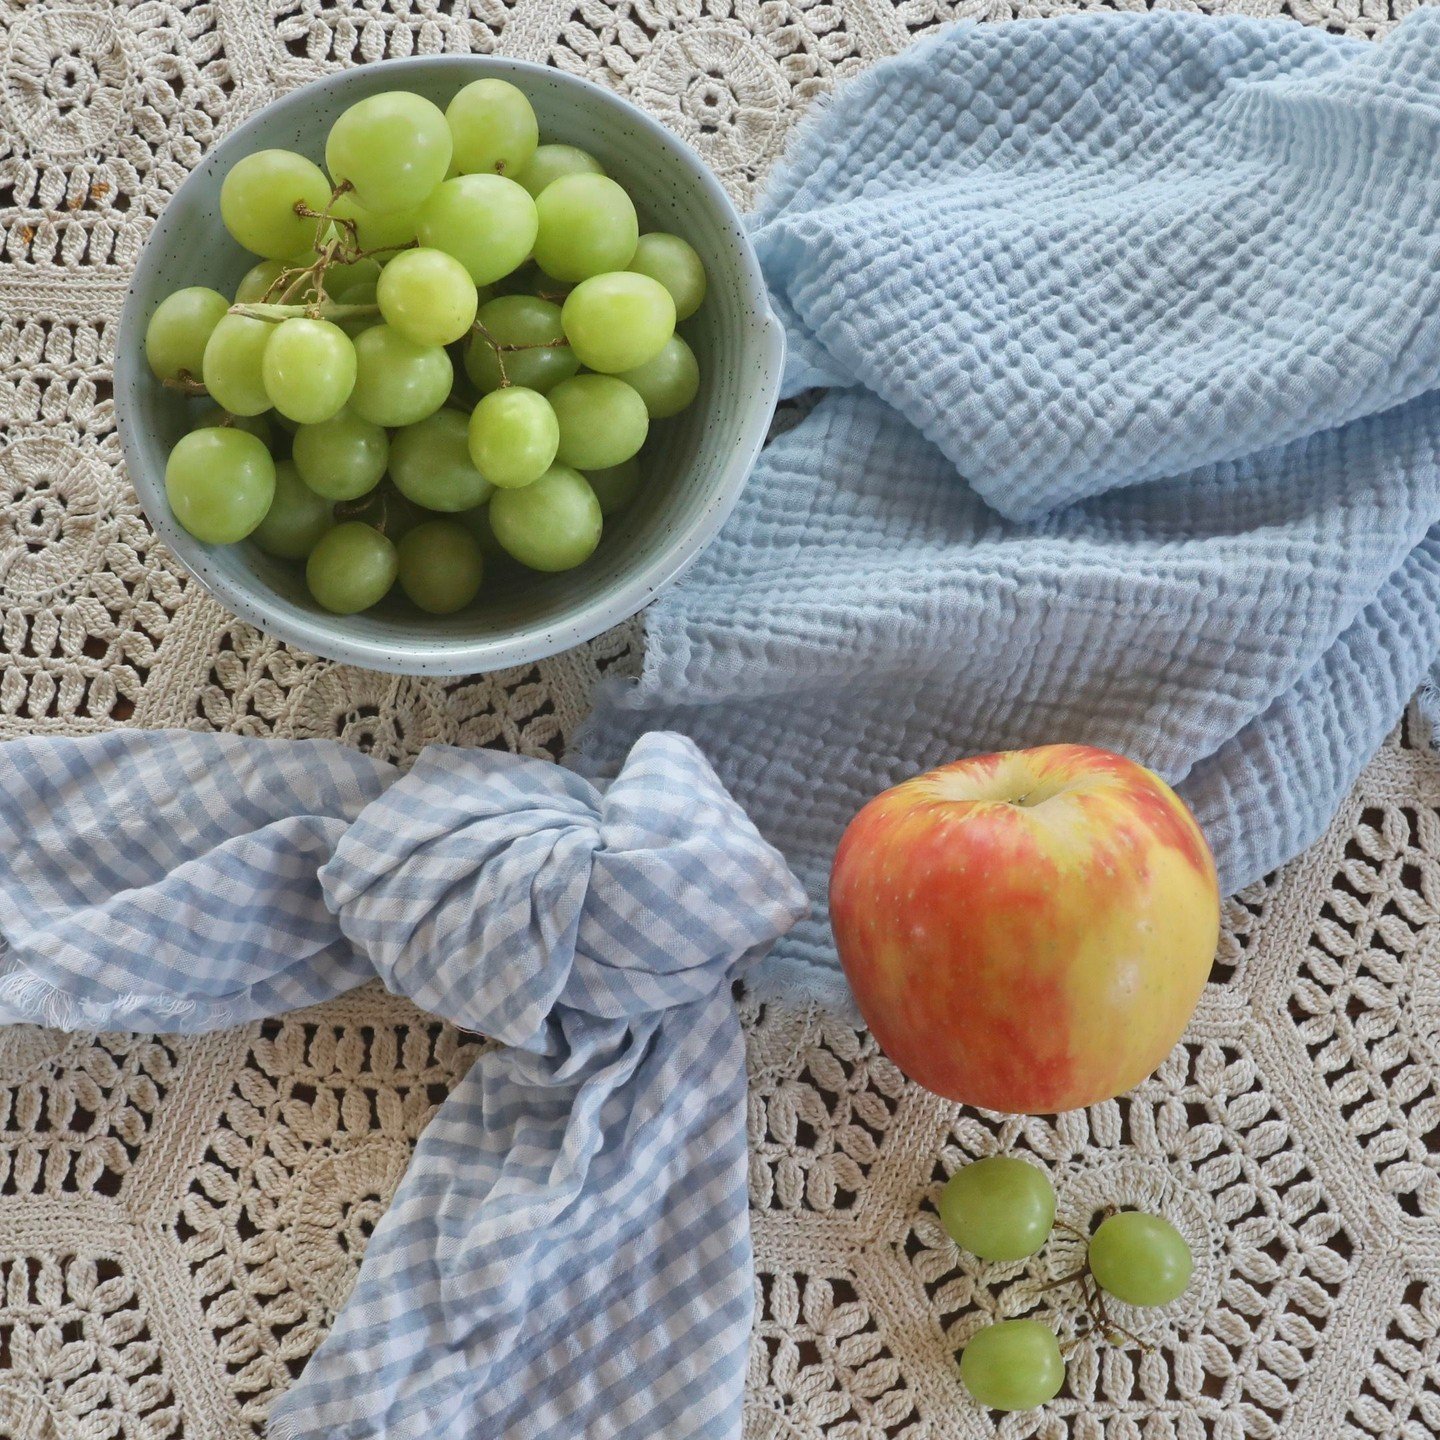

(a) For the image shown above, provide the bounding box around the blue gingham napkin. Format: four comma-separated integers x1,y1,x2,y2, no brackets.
0,730,805,1439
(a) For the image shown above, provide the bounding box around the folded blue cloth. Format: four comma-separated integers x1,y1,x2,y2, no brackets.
0,730,805,1439
580,9,1440,1014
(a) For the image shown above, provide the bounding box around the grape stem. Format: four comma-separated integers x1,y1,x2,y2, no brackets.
470,319,571,389
1033,1268,1088,1294
1035,1216,1154,1354
260,181,411,313
334,487,405,538
294,179,356,246
1084,1275,1152,1352
229,301,380,323
353,239,419,259
162,372,207,395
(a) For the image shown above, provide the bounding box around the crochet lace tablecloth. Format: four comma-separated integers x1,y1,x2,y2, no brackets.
2,0,1438,1436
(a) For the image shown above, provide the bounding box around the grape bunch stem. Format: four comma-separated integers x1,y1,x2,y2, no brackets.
162,371,207,395
1045,1217,1154,1354
231,301,380,323
470,319,571,389
237,181,416,324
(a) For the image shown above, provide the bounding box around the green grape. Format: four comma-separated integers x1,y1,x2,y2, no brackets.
397,519,485,614
334,280,379,318
616,334,699,419
325,92,451,214
220,150,332,259
348,324,453,428
562,272,674,374
376,247,479,346
959,1321,1065,1412
327,254,383,301
262,318,357,425
165,428,276,545
1088,1213,1193,1308
305,521,399,614
337,308,382,340
549,375,648,469
145,287,229,383
458,501,506,558
629,232,707,321
191,404,273,447
583,459,641,517
328,192,420,253
235,259,287,305
938,1157,1056,1262
416,175,537,286
389,408,494,512
448,365,479,417
490,261,555,298
446,79,538,178
517,143,604,199
533,175,638,282
489,465,602,572
464,295,579,395
201,314,273,416
467,387,559,490
291,407,388,501
334,480,424,543
251,460,333,560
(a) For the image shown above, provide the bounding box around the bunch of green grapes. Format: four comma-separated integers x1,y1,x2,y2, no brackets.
144,79,708,616
932,1157,1195,1414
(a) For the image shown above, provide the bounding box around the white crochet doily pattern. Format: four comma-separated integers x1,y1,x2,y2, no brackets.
1,0,1437,1436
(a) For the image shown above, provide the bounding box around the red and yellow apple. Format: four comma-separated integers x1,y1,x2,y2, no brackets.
830,744,1219,1114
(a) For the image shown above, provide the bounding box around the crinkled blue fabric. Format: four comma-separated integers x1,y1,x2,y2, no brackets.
0,730,806,1439
579,11,1440,1015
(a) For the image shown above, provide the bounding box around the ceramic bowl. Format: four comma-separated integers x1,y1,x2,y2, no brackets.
114,57,783,676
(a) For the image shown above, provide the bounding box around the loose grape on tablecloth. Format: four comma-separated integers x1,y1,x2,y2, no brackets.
2,1,1439,1438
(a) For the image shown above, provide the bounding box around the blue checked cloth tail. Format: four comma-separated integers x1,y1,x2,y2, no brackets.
0,730,807,1440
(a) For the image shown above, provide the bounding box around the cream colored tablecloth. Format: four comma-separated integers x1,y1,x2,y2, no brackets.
2,0,1437,1435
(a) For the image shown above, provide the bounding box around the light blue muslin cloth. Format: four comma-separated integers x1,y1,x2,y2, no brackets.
0,730,806,1439
580,9,1440,1015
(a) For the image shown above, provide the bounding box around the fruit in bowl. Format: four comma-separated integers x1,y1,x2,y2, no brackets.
115,58,782,676
142,79,709,620
830,744,1220,1114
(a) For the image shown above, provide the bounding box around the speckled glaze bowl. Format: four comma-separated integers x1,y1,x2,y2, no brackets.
115,57,783,676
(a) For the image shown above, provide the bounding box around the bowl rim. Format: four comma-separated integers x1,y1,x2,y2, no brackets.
114,54,784,677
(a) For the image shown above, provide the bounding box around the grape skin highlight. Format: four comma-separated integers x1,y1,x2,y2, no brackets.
960,1321,1065,1413
325,92,452,214
1088,1212,1193,1308
938,1157,1056,1263
165,428,276,545
146,287,229,383
533,175,639,283
549,375,649,470
561,272,675,374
